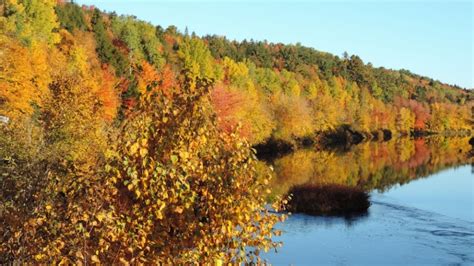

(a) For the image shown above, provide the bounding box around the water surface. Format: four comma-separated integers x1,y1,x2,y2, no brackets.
263,137,473,265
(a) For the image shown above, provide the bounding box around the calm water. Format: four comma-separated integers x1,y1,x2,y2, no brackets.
262,137,474,265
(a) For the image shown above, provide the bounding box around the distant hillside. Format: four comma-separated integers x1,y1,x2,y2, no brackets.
2,1,472,145
203,35,471,101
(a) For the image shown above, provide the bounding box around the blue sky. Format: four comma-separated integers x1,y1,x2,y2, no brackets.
76,0,473,88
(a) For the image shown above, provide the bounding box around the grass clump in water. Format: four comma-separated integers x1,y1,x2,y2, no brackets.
286,184,370,216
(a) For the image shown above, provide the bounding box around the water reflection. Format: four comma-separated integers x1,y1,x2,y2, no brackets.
262,137,474,264
265,137,472,197
267,184,474,265
286,212,370,230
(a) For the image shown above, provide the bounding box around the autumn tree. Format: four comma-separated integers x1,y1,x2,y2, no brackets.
99,71,285,264
55,1,87,31
309,92,338,132
396,107,415,134
272,95,315,142
211,57,275,144
91,8,128,75
0,0,60,46
111,15,165,68
395,97,431,131
178,36,220,89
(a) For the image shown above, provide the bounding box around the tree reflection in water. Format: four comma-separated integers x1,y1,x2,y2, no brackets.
262,137,472,199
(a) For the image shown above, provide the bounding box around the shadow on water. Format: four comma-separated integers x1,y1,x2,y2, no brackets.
284,211,370,232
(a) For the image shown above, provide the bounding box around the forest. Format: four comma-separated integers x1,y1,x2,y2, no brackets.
0,0,472,263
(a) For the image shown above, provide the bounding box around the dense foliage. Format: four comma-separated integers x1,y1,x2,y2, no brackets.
0,1,284,263
203,36,472,142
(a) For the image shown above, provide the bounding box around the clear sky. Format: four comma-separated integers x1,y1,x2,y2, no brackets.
76,0,473,89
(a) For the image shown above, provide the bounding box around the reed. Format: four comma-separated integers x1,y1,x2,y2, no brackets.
286,184,370,216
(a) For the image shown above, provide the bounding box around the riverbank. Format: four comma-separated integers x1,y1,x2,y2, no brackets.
255,126,472,160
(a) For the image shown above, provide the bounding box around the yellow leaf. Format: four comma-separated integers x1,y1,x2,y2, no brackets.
170,155,178,164
96,212,106,222
130,143,139,155
119,258,129,265
139,148,148,157
91,255,100,263
75,251,84,260
179,151,189,159
58,257,69,265
156,211,163,220
34,254,46,261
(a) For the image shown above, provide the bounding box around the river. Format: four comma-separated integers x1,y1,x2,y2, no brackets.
262,137,474,265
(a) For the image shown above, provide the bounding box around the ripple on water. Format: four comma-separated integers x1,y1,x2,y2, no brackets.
264,195,474,265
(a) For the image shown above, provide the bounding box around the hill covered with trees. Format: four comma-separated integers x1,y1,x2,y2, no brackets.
2,1,472,145
0,0,471,263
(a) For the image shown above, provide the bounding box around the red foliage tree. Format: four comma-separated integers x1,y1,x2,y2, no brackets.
395,97,431,130
210,85,251,139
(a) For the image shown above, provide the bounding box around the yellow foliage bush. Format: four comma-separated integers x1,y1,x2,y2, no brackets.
0,69,285,264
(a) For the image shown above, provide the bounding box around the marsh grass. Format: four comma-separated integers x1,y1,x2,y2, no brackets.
286,184,370,216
